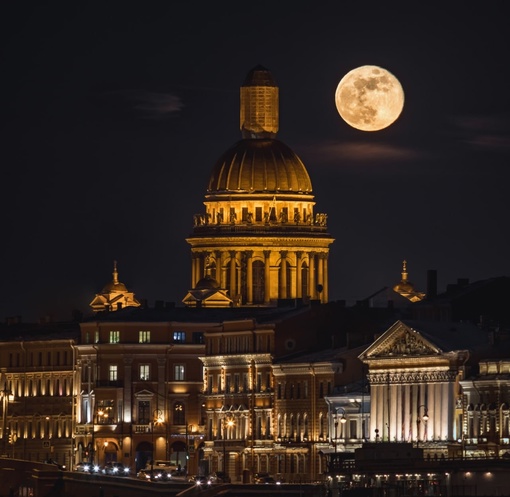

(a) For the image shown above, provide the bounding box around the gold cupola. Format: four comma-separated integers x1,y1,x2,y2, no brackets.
89,260,141,313
392,260,425,303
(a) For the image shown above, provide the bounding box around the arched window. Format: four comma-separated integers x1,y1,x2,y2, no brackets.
174,402,185,425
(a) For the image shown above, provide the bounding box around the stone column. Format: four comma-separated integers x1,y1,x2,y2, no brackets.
219,251,227,289
279,251,288,299
323,253,329,302
296,251,303,298
427,381,436,440
404,384,411,441
395,382,403,441
191,253,198,287
246,251,253,304
390,383,398,441
264,251,271,303
123,357,133,423
317,253,324,302
229,251,237,298
308,252,316,300
434,383,442,441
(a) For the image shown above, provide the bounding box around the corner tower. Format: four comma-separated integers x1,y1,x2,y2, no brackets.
184,66,334,307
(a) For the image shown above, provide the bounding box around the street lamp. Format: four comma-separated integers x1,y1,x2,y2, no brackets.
417,405,429,447
1,388,14,456
333,407,347,453
223,415,234,479
151,409,163,479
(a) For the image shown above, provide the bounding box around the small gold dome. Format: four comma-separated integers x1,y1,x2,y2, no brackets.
195,275,220,290
102,281,128,293
393,281,415,294
207,139,312,194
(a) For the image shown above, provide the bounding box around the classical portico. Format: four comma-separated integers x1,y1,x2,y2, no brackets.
359,320,466,446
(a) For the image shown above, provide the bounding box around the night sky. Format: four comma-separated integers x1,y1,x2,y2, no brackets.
2,2,510,322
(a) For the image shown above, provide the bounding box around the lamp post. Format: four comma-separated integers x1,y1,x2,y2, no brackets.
151,409,163,480
223,415,234,479
333,407,347,453
1,388,14,456
417,405,429,447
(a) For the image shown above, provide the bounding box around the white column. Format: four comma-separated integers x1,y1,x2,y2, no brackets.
427,382,435,440
390,383,398,442
395,383,403,441
434,383,442,440
370,383,378,441
404,384,411,442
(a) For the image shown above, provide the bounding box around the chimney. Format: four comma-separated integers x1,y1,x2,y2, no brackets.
426,270,437,300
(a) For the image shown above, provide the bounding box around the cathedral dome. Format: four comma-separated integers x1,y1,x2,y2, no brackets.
207,138,312,194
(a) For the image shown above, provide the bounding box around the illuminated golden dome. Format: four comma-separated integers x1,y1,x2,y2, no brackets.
207,138,312,194
90,261,141,313
393,260,425,303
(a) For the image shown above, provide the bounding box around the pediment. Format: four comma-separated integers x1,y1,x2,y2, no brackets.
360,320,442,360
134,389,154,399
182,288,233,307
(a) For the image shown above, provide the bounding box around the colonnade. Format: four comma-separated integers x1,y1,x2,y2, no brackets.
368,371,456,443
191,249,329,303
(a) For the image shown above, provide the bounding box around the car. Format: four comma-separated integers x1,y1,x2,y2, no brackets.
102,461,130,476
208,471,231,484
137,468,169,481
254,472,277,484
189,475,210,486
137,469,152,480
44,458,66,470
74,462,89,472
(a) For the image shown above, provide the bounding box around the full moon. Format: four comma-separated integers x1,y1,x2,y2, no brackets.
335,65,404,131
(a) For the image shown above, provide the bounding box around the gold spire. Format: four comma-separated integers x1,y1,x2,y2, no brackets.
392,259,425,303
112,260,119,285
401,260,408,283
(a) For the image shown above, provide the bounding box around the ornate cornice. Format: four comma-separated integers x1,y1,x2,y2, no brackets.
369,369,458,384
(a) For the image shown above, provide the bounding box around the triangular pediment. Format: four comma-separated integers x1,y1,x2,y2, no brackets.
359,320,442,360
182,288,233,307
134,389,155,399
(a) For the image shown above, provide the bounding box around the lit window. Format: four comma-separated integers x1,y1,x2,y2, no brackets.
173,331,186,343
97,400,114,424
139,364,150,381
109,331,120,344
109,364,118,382
174,402,185,424
139,330,150,343
174,364,185,381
